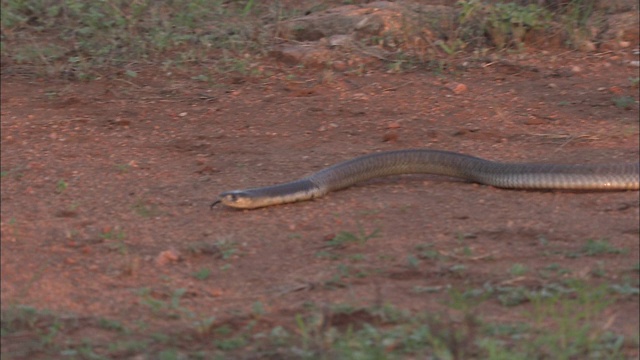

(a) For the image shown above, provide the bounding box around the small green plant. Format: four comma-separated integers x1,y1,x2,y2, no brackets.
114,163,130,173
191,74,210,82
100,228,126,241
449,264,467,274
323,262,372,288
325,225,380,249
415,243,443,260
590,261,607,277
455,232,477,242
192,268,211,280
220,264,233,271
132,199,162,218
497,287,530,306
387,59,407,73
348,254,366,262
215,324,233,336
100,228,135,274
608,282,639,295
1,305,43,334
406,255,421,269
612,96,635,110
252,301,265,317
447,287,489,312
137,287,192,319
315,250,340,260
461,245,473,257
413,285,450,294
39,319,63,346
510,263,528,276
581,239,625,256
539,263,572,278
192,316,216,336
97,318,127,333
214,239,239,260
55,179,68,193
216,336,247,351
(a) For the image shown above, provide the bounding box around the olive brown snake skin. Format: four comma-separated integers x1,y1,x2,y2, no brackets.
211,149,639,209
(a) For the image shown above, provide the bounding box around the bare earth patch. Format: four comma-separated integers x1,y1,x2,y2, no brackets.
1,50,639,357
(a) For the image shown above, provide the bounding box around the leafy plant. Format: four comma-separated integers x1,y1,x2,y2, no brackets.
612,96,635,110
192,268,211,280
132,199,162,218
581,239,625,256
100,228,126,241
325,225,380,248
484,2,551,48
510,263,528,276
562,0,596,28
215,239,239,260
55,179,68,193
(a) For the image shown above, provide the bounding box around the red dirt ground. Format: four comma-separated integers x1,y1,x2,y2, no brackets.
2,50,639,356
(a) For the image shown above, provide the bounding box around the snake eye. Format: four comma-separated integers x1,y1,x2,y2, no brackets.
224,192,243,203
217,191,254,208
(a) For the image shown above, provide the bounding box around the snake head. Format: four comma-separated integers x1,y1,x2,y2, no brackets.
211,179,320,209
211,191,255,209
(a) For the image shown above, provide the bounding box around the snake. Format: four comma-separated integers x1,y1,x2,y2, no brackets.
211,149,640,209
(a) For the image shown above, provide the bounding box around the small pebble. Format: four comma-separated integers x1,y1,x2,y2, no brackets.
156,249,181,266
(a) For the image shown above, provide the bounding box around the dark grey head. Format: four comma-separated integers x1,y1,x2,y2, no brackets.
211,190,265,209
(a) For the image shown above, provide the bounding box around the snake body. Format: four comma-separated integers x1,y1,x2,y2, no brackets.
212,149,640,209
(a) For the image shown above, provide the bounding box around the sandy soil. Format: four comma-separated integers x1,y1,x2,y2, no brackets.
1,50,639,356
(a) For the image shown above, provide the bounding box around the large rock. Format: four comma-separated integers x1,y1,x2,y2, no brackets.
598,11,640,50
270,1,456,68
275,1,455,42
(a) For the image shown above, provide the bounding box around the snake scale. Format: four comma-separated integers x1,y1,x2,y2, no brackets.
212,149,639,209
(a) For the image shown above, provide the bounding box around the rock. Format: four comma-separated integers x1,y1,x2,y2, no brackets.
445,83,468,95
328,34,353,47
156,248,181,266
270,1,455,66
619,40,631,48
387,122,401,129
609,86,624,94
599,12,640,50
269,45,333,68
382,132,398,142
524,117,545,125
